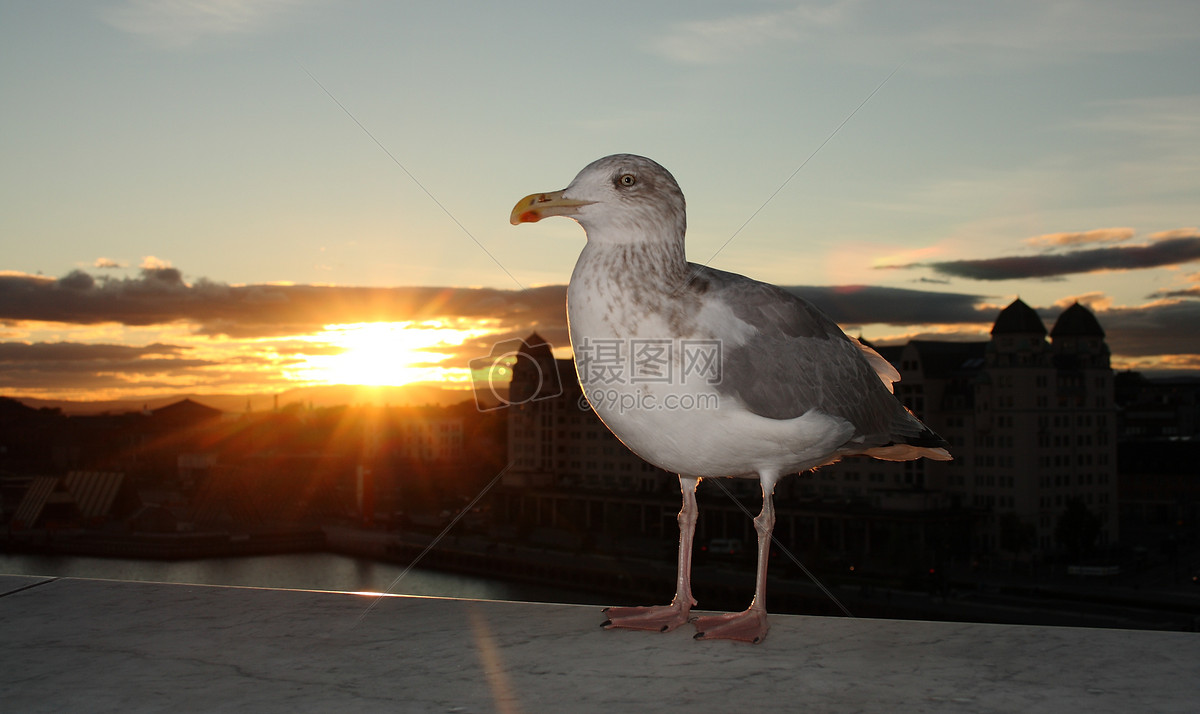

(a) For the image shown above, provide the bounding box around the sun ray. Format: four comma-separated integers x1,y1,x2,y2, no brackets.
287,321,493,388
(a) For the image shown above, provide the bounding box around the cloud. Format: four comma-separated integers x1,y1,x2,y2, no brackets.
949,291,1200,365
783,285,986,326
1151,227,1200,241
0,342,189,363
881,233,1200,281
2,264,1198,395
1118,353,1200,374
5,253,1200,396
652,2,851,64
1024,228,1135,249
0,267,995,397
0,266,996,338
1149,271,1200,300
267,341,346,357
0,336,314,397
0,340,220,393
1054,292,1113,312
93,258,126,270
650,1,1200,69
1095,300,1200,358
1070,97,1200,200
909,1,1200,61
1080,97,1200,143
0,267,570,338
103,0,317,48
140,255,173,270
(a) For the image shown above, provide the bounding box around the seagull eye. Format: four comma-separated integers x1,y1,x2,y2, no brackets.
617,173,636,188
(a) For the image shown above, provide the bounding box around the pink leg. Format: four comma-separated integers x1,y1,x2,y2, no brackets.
694,473,778,644
602,475,699,633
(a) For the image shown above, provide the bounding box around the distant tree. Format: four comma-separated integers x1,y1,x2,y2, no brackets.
1055,498,1101,559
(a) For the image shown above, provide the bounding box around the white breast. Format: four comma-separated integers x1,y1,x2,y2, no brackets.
566,246,852,478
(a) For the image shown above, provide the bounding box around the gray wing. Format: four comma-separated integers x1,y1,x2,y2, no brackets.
685,264,917,443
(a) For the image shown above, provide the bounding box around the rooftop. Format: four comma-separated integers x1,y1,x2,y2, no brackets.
991,298,1047,336
2,575,1197,713
1051,301,1106,338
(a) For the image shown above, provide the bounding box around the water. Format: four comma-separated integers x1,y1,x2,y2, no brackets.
0,552,605,605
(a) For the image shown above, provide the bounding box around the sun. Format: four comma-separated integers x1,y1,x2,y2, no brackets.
290,321,490,387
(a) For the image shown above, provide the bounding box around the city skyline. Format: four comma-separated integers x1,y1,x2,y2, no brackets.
2,2,1199,401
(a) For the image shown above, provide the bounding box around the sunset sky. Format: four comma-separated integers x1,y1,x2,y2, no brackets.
2,1,1199,403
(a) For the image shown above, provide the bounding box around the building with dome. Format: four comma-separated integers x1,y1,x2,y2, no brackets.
812,299,1118,557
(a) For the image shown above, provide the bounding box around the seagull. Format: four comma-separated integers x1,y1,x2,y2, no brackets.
511,154,951,644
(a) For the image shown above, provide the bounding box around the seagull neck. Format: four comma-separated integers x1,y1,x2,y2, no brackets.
587,240,689,286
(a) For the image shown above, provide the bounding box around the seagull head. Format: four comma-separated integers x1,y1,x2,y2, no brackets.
511,154,686,245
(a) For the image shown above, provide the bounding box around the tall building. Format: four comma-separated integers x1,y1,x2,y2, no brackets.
816,299,1118,555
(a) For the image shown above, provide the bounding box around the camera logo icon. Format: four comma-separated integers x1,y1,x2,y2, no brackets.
469,337,563,412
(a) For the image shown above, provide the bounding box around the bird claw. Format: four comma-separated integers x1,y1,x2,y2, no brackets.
692,609,769,644
600,603,692,633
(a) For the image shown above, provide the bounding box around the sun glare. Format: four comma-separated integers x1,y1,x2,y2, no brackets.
290,321,491,388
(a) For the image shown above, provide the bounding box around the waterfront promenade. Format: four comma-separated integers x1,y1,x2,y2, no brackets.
2,574,1198,713
6,524,1198,632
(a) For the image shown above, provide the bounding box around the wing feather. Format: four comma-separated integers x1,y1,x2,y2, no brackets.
685,264,911,444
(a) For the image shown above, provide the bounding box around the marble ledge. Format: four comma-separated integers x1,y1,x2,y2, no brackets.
1,574,1197,714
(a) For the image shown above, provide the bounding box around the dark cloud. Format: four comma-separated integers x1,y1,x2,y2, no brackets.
2,264,1198,394
1149,286,1200,300
0,338,317,394
0,267,993,340
1024,228,1135,249
0,268,570,338
1091,301,1200,358
880,235,1200,281
0,340,219,391
0,341,187,362
783,285,986,326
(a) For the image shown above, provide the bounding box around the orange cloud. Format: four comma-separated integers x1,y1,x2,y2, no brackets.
1055,292,1113,311
1150,227,1200,242
139,255,174,271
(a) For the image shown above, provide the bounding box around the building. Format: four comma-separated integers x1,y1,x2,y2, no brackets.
1115,372,1200,441
498,301,1118,562
817,299,1118,556
497,334,970,573
1114,373,1200,543
505,334,672,493
9,471,136,530
1118,440,1200,537
393,416,464,461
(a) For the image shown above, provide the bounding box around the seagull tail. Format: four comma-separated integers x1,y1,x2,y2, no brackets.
863,443,952,462
862,411,953,462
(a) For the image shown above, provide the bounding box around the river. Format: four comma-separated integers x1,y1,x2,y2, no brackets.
0,551,607,605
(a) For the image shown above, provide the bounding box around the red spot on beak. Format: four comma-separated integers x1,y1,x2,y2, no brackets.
518,210,539,223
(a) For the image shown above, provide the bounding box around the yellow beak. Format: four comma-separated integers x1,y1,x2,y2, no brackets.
510,190,593,225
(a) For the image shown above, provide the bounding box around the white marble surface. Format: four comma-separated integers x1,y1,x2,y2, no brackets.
1,575,1197,713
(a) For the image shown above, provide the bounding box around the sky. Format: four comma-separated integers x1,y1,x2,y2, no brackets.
2,1,1199,402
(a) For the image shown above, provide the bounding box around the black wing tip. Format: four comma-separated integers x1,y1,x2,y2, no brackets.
907,426,950,450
